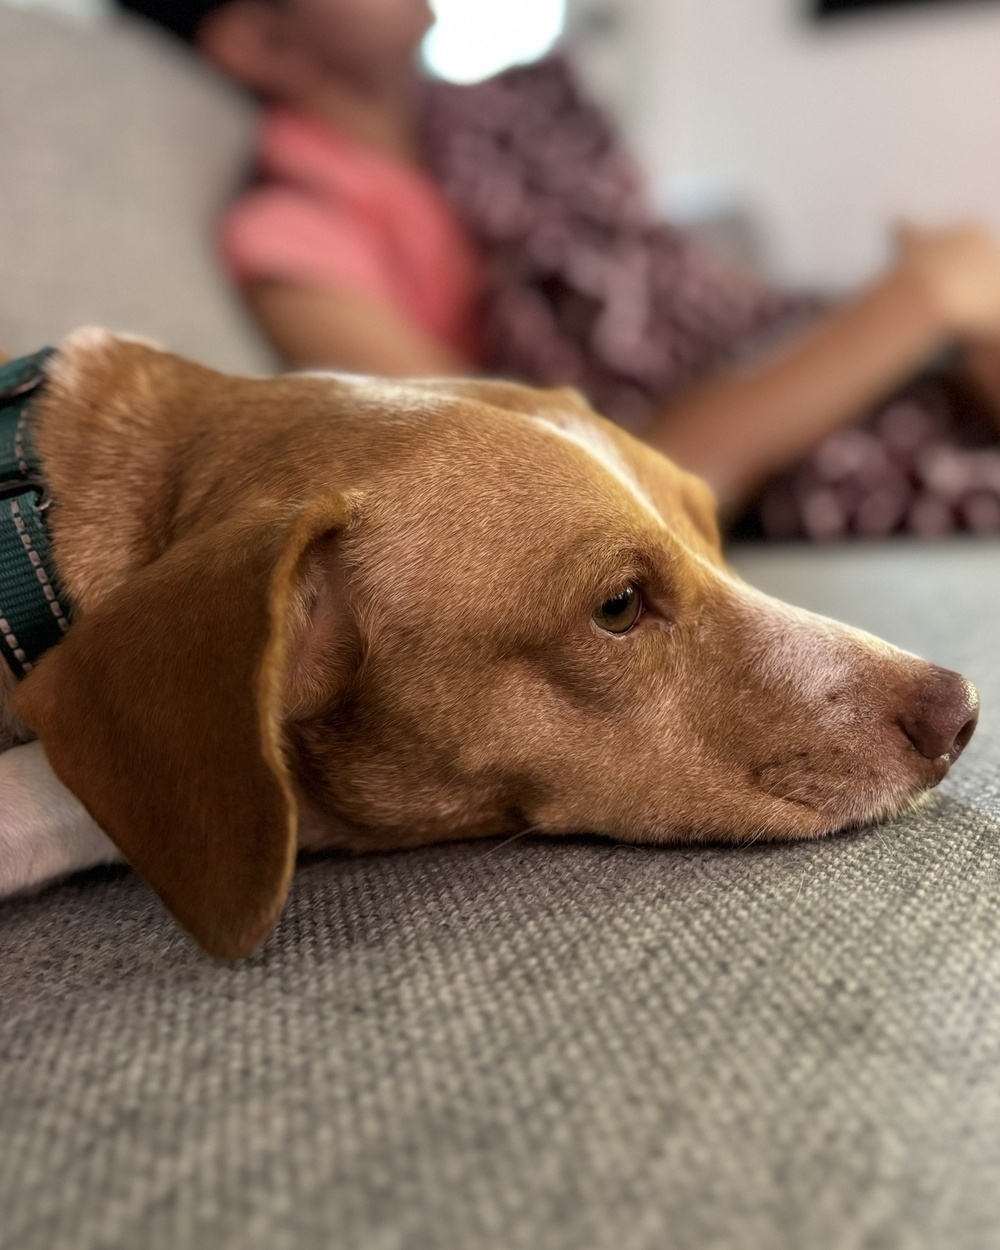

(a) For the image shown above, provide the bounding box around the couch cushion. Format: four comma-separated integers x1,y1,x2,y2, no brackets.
2,540,1000,1249
0,4,272,373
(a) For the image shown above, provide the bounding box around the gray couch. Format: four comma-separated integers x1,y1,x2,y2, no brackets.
0,3,269,373
3,8,1000,1249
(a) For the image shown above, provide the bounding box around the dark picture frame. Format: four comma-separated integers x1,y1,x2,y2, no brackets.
816,0,987,16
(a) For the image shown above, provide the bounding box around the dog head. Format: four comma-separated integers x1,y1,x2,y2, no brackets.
13,332,978,956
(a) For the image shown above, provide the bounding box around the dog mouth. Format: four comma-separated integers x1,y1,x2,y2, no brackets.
748,671,978,833
750,745,959,836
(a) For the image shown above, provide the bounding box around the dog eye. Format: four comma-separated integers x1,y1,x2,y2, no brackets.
593,585,641,634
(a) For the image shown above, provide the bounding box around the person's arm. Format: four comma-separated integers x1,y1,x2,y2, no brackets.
246,278,473,376
645,223,1000,512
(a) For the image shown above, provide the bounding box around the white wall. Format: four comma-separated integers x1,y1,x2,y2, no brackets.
3,0,106,19
625,0,1000,288
14,0,1000,290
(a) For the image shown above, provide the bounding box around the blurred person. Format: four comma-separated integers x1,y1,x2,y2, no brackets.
115,0,1000,538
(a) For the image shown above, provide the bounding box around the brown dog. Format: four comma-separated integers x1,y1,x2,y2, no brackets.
0,329,979,958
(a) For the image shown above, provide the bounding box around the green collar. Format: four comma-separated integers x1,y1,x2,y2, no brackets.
0,348,71,679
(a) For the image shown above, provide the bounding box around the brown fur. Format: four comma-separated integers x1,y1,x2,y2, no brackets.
4,330,978,958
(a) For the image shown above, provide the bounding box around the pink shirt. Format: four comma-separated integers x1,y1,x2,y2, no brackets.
221,107,485,363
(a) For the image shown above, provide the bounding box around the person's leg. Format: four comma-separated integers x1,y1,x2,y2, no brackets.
643,223,1000,516
739,371,1000,542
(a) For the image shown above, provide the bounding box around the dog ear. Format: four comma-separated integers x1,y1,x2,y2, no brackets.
12,495,354,959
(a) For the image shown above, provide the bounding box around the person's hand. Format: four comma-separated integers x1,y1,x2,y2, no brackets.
894,221,1000,338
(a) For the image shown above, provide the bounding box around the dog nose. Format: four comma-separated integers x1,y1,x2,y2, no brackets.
900,666,979,762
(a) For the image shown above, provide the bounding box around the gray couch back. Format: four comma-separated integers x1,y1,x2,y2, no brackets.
0,4,273,373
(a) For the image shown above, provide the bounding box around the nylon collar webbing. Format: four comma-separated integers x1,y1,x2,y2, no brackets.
0,348,72,679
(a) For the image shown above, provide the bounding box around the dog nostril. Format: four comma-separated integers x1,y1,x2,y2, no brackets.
952,710,978,758
900,668,979,761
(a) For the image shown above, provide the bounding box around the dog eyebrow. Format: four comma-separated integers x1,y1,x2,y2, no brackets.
533,415,664,525
539,533,672,621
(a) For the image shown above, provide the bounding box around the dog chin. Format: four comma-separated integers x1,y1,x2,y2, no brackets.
794,776,941,841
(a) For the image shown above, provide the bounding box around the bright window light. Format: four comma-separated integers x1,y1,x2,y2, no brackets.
424,0,567,84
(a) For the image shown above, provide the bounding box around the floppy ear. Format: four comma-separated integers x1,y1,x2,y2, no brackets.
12,496,353,959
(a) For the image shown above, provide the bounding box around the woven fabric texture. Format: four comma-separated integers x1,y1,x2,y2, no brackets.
2,541,1000,1250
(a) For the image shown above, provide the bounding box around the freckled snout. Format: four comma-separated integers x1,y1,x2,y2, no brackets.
899,666,979,773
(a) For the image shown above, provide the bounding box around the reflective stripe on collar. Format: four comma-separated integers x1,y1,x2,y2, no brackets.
0,349,71,678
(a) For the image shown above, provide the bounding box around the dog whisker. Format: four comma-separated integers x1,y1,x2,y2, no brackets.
476,826,543,858
872,827,891,854
738,822,771,850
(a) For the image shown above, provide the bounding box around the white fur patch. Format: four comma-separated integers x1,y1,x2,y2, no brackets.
48,327,166,396
535,415,663,523
727,576,904,702
297,369,372,382
0,741,122,896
